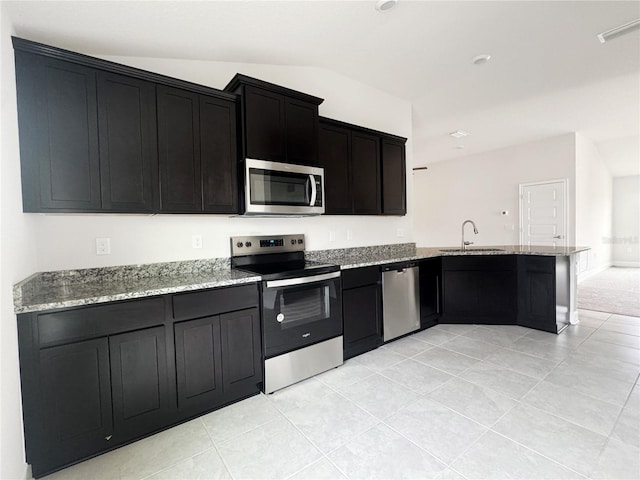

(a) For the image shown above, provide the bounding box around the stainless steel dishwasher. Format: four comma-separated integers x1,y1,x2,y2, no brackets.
381,261,420,342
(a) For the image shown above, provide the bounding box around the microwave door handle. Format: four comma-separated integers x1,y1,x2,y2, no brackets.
309,175,317,206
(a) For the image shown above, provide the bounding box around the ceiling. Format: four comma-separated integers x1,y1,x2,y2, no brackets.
4,0,639,176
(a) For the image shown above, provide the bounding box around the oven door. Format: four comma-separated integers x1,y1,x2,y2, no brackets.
261,271,342,358
245,158,324,215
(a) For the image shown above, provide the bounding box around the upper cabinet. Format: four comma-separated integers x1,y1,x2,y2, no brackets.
225,74,323,166
318,117,406,216
13,37,238,215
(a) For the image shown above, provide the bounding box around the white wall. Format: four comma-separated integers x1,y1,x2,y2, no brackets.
0,6,36,479
413,134,577,247
612,175,640,267
28,55,414,271
575,133,613,276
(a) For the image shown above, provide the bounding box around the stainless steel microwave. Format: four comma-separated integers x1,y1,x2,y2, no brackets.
244,158,325,216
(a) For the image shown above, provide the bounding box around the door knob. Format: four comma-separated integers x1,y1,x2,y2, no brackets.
553,235,563,239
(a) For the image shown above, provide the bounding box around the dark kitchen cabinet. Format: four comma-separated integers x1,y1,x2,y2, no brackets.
342,266,383,359
15,51,101,212
419,258,441,329
318,117,406,216
97,72,158,212
36,338,113,474
381,138,407,215
517,256,557,333
174,315,224,414
18,283,261,478
441,256,517,324
173,306,261,416
13,37,238,215
225,74,323,166
351,131,381,214
318,123,352,214
157,87,238,213
109,326,170,441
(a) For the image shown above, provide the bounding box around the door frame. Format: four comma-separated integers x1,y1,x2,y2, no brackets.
519,178,569,247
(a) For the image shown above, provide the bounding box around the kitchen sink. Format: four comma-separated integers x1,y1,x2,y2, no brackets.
439,248,504,253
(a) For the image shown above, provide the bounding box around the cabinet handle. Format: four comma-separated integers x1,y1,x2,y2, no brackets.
436,275,440,313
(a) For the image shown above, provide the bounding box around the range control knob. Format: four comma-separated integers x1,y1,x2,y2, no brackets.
236,241,243,248
291,239,296,245
297,238,304,244
245,241,252,247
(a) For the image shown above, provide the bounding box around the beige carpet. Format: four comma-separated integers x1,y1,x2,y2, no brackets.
578,267,640,317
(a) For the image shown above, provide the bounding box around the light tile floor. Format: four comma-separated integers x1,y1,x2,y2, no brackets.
39,309,640,480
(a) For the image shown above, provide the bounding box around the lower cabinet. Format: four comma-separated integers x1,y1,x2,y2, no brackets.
419,258,441,329
441,256,517,324
517,255,557,333
342,266,382,359
18,284,262,478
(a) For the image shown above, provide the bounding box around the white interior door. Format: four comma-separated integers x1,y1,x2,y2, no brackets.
520,179,567,247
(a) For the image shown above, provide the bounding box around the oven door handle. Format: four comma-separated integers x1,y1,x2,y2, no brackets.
265,271,340,289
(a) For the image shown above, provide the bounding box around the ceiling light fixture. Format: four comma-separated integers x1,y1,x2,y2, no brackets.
375,0,397,12
597,19,640,43
449,130,468,139
472,54,491,65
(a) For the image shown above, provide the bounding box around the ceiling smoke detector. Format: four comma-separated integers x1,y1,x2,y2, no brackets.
597,19,640,43
449,130,468,139
472,54,492,65
375,0,397,12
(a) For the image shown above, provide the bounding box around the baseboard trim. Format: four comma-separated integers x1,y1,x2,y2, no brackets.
612,261,640,268
578,263,612,283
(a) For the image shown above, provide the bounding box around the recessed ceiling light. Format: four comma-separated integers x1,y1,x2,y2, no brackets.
449,130,468,139
472,54,491,65
375,0,397,12
597,19,640,43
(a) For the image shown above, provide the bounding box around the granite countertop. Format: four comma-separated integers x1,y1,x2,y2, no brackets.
14,259,261,314
307,244,590,269
14,243,589,314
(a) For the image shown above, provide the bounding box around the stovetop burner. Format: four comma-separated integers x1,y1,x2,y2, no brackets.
230,234,339,280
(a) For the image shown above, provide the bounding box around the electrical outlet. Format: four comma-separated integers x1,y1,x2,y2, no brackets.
96,237,111,255
396,228,405,238
192,235,203,249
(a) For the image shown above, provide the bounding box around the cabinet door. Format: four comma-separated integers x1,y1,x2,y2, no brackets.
419,258,441,328
319,123,352,214
157,86,202,212
244,86,285,161
110,326,169,441
174,316,224,414
97,72,158,212
381,139,406,215
351,131,381,214
36,338,113,475
220,308,263,396
517,256,557,333
285,97,319,166
15,52,100,212
200,95,238,213
343,283,382,360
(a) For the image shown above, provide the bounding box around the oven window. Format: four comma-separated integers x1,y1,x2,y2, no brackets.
249,169,309,206
278,285,330,328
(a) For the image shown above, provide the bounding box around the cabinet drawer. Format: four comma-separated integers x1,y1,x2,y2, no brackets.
342,266,380,290
172,284,259,321
37,297,165,346
443,255,515,271
520,255,555,273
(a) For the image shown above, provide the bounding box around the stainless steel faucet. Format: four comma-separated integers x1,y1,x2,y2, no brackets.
461,220,479,250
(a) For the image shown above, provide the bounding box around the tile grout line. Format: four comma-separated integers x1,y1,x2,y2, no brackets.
198,417,237,480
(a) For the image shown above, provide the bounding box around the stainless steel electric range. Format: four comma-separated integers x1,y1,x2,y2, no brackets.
231,234,343,393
